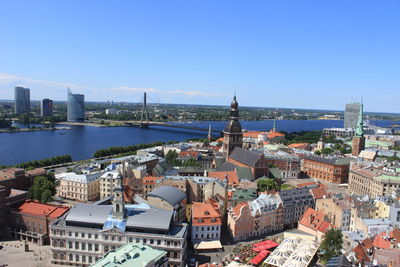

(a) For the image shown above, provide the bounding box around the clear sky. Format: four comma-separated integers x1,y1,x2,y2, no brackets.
0,0,399,112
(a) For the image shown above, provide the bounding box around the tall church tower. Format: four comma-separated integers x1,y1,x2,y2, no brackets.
223,94,243,158
112,164,125,219
352,103,365,156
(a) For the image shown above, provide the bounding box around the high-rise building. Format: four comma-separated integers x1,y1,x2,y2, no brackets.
14,86,30,114
223,95,243,158
344,102,361,129
41,98,53,117
352,103,365,157
67,89,85,122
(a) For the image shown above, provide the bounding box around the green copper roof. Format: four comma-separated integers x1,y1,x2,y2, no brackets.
355,103,364,137
231,188,258,201
374,175,400,182
90,243,167,267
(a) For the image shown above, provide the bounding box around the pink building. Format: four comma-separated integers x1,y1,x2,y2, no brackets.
227,202,254,241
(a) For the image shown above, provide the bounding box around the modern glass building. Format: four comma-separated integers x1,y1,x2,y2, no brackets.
14,86,30,114
67,89,85,122
41,98,53,117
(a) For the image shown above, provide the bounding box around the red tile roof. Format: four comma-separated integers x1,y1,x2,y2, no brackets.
267,131,285,139
179,151,200,158
353,244,371,263
373,233,391,249
243,131,262,138
253,240,279,252
192,202,221,226
17,200,69,219
208,171,239,186
299,207,332,234
288,143,309,149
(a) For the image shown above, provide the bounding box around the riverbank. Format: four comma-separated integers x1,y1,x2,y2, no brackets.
0,126,71,133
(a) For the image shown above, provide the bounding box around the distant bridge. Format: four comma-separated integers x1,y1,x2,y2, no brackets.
123,120,222,134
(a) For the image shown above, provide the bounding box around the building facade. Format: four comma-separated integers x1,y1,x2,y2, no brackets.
40,98,53,117
316,197,352,231
14,86,30,114
265,153,300,179
277,187,315,228
67,89,85,122
56,172,102,202
302,155,351,184
223,95,243,158
10,200,69,245
191,202,221,243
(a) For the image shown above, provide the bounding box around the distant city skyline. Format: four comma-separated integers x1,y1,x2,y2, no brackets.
1,1,399,112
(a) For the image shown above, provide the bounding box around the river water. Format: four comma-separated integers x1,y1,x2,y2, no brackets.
0,119,396,166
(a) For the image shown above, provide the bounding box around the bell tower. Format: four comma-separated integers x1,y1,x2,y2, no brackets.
112,163,125,219
223,94,243,158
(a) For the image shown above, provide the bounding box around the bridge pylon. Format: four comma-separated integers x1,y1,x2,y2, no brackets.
140,92,149,128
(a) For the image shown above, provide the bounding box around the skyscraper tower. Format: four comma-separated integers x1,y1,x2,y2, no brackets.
344,102,362,129
14,86,30,114
67,89,85,122
352,103,365,156
223,94,243,158
41,98,53,117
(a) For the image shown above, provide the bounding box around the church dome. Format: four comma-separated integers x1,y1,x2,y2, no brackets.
231,96,238,110
224,119,242,133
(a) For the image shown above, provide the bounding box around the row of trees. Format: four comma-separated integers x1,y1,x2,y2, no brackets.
12,155,72,169
281,130,322,145
93,141,166,158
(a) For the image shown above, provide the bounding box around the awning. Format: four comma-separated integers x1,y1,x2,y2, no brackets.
193,240,223,250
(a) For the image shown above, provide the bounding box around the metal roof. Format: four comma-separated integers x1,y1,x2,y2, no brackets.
230,147,263,167
147,186,186,206
65,203,112,224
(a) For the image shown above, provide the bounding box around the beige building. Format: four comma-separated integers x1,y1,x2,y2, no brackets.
349,165,400,197
100,171,120,199
316,197,352,231
56,172,102,202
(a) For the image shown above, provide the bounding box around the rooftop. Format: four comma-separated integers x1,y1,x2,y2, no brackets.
147,186,186,206
230,147,263,167
192,202,221,226
17,200,69,219
90,243,167,267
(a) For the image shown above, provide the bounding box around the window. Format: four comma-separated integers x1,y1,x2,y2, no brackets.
75,242,79,249
82,243,86,250
68,242,72,249
69,254,73,261
88,233,91,239
157,240,161,245
95,244,99,251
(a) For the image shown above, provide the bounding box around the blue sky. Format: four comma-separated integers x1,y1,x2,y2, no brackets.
0,0,399,112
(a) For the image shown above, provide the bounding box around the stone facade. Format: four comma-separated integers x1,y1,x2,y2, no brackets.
302,156,351,184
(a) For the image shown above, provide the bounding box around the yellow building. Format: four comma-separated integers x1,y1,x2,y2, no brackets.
56,172,101,202
373,200,390,218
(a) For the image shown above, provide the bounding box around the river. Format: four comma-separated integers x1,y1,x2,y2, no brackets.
0,119,396,166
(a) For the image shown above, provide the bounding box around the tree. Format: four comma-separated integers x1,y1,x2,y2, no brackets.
314,150,321,156
165,150,179,164
28,176,56,203
257,178,279,192
320,228,343,263
321,147,333,155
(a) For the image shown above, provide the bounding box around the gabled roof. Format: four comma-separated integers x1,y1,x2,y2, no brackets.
230,147,263,167
299,207,332,234
147,186,186,206
216,162,236,171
